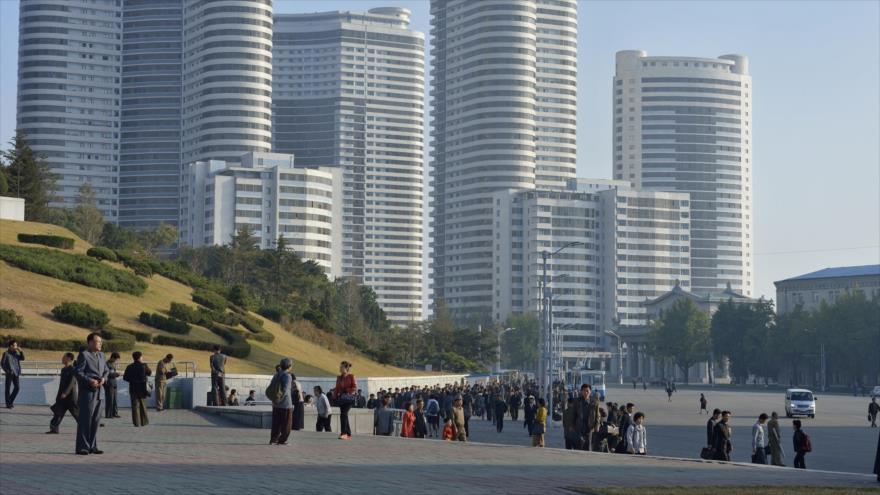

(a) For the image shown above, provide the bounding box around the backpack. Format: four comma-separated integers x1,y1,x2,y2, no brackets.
265,374,283,405
802,433,812,453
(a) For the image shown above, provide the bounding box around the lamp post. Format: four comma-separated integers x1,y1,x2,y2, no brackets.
604,328,624,385
540,241,587,424
495,327,515,374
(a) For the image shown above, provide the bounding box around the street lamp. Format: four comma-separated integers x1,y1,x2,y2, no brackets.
495,327,515,374
604,327,624,385
540,241,588,423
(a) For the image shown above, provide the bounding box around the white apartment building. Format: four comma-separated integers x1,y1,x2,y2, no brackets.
17,0,122,220
431,0,579,321
613,50,753,297
272,8,424,324
179,152,342,276
492,180,692,368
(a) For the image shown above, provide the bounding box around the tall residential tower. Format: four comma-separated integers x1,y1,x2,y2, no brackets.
613,50,753,296
273,9,425,324
430,0,578,320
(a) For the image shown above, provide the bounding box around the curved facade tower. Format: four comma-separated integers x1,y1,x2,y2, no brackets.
182,0,273,164
430,0,577,320
614,50,753,296
16,0,121,220
119,0,183,229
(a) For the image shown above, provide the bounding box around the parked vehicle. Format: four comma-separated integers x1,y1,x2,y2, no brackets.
870,385,880,399
784,388,816,418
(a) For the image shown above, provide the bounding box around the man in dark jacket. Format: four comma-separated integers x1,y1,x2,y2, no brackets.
123,351,152,427
707,408,721,447
47,352,78,434
792,419,809,469
712,410,733,461
509,390,522,421
104,352,121,418
523,395,537,435
494,394,508,433
1,340,25,408
573,384,600,451
73,333,109,455
616,403,634,453
210,346,227,406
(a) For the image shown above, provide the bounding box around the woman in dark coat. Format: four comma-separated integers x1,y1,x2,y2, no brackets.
291,373,304,431
122,351,152,427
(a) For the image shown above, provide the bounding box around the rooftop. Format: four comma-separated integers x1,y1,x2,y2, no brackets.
777,264,880,283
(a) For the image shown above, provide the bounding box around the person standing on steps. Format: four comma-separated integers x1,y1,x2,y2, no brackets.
47,352,78,434
334,360,357,440
73,333,109,455
155,354,174,412
210,346,227,406
104,352,120,418
1,340,24,409
123,351,152,427
269,358,293,445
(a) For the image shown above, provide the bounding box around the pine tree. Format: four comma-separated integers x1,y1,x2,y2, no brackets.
2,132,57,221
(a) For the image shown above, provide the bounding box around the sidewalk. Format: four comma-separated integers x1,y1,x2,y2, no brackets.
0,406,874,495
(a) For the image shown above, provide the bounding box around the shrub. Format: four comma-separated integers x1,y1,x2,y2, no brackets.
17,233,75,249
0,245,147,296
51,302,109,330
153,334,215,352
0,309,23,329
206,322,251,358
258,305,285,323
192,289,227,311
114,250,155,277
138,312,190,335
169,302,202,324
227,285,255,310
99,327,135,352
109,326,152,342
303,308,330,330
150,260,212,289
0,334,81,351
86,246,118,262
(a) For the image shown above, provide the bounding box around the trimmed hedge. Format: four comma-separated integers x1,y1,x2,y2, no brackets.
0,245,147,296
151,260,212,290
99,327,135,352
153,334,215,352
168,302,202,324
258,305,285,323
116,251,154,277
0,309,24,329
86,246,118,262
0,334,81,351
52,302,109,330
206,322,251,358
192,289,227,311
17,233,74,249
109,326,152,343
229,306,273,343
138,312,190,335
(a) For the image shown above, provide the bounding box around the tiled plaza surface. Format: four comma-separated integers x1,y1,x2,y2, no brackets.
0,406,875,494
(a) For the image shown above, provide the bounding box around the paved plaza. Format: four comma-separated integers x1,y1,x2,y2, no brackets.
469,385,880,475
1,402,876,495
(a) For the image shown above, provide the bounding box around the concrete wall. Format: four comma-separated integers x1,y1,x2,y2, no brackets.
196,406,378,435
9,375,190,409
0,197,25,221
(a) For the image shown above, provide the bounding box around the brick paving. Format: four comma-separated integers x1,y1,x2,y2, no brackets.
0,406,875,495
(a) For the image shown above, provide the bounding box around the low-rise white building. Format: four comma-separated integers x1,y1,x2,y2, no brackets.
179,152,343,277
0,197,25,221
775,265,880,315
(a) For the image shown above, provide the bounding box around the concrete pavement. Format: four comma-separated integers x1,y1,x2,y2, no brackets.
0,405,875,495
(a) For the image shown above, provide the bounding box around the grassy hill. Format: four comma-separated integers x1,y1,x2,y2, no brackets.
0,219,421,377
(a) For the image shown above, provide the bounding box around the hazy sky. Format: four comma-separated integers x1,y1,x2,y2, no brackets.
0,0,878,302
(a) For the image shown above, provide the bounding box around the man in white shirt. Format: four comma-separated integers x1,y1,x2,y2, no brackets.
314,386,332,432
752,413,769,464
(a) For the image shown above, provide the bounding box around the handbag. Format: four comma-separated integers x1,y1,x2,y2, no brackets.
146,379,154,396
166,368,179,380
700,447,713,459
531,422,546,435
339,393,358,406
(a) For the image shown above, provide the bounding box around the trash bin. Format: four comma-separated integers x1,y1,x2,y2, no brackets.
207,390,216,406
168,388,181,409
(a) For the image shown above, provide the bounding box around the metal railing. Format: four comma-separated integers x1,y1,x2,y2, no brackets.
5,360,197,378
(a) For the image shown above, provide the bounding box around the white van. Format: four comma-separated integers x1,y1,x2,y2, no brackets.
784,388,816,418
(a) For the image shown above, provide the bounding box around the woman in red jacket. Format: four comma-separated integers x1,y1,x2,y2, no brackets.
333,361,357,440
400,402,416,438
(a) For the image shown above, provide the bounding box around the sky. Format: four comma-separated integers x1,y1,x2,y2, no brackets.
0,0,878,303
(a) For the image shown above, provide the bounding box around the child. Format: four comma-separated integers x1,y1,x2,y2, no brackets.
442,418,456,441
401,402,416,438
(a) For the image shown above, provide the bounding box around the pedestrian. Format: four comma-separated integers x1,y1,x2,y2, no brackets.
47,352,78,434
122,351,152,427
616,403,634,454
869,397,879,428
414,398,428,439
356,389,367,409
632,379,637,390
227,389,240,406
400,402,416,438
532,398,547,447
494,394,508,433
707,408,721,449
104,352,121,418
712,410,733,461
333,360,357,440
73,333,109,455
268,358,293,445
752,413,768,464
562,399,581,450
642,378,647,391
626,412,647,455
699,393,708,414
426,394,441,437
1,339,24,409
768,411,785,466
291,373,304,430
209,345,227,406
462,391,472,437
155,353,174,412
366,393,378,409
523,395,537,435
374,395,395,436
245,390,257,406
314,386,332,432
792,419,811,469
666,384,673,402
574,383,600,451
509,390,522,421
874,429,879,482
442,418,456,441
453,396,467,442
